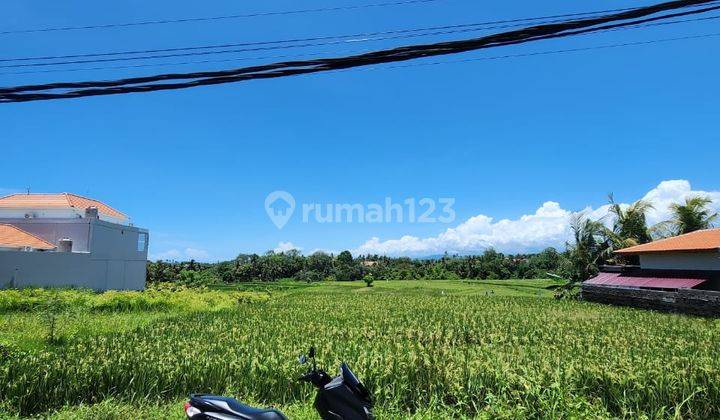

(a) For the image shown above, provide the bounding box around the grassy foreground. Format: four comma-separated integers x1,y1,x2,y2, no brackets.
1,280,719,419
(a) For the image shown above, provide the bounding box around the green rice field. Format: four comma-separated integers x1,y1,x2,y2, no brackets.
1,280,719,419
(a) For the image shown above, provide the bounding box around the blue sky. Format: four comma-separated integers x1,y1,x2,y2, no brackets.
1,0,719,261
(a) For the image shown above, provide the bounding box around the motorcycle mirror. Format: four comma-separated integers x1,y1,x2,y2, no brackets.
308,346,315,359
298,354,307,365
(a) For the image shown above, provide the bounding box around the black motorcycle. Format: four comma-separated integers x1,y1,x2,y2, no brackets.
184,347,374,420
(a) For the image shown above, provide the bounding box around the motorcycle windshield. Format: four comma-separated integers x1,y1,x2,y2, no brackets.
340,363,371,401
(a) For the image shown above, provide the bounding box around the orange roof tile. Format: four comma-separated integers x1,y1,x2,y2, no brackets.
0,224,56,250
0,193,127,220
616,228,720,254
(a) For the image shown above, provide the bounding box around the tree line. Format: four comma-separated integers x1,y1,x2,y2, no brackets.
146,248,567,285
147,196,717,285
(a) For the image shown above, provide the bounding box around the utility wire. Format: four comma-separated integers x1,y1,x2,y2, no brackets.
9,29,716,78
1,0,717,102
0,20,625,69
3,7,719,70
0,16,633,64
7,2,720,64
0,5,663,63
0,22,596,69
0,52,339,76
0,0,443,36
4,13,718,77
377,32,720,71
8,0,719,36
5,0,718,38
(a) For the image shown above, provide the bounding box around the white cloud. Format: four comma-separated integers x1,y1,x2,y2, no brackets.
274,241,302,253
353,180,720,257
150,247,211,262
148,232,213,262
641,180,720,225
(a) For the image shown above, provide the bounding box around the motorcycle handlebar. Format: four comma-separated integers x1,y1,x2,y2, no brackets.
298,369,331,388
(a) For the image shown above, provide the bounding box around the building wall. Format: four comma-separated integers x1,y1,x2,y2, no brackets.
0,219,148,291
582,284,720,317
640,251,720,271
0,208,80,220
0,251,147,291
89,221,147,261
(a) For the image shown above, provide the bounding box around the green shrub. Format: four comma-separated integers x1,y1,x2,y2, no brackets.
363,274,375,287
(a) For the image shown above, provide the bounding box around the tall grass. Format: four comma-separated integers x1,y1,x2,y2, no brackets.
0,286,268,314
1,291,718,418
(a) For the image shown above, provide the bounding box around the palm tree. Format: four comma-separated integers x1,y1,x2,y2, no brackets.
563,213,611,282
607,194,653,248
662,196,718,236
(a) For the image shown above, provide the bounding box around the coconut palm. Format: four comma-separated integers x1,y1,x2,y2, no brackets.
563,213,611,282
607,194,654,248
662,196,718,235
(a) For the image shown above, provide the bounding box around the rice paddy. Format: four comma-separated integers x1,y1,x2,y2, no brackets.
1,280,718,419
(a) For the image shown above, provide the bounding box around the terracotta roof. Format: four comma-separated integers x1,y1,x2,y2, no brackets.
0,224,56,250
616,228,720,254
0,193,127,220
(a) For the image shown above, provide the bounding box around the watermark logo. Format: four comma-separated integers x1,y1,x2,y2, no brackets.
265,191,455,229
265,191,296,229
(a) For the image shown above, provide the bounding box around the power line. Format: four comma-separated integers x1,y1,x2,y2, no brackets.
0,20,614,69
9,2,719,64
6,0,718,39
5,32,717,96
0,14,634,63
0,21,592,69
1,0,716,102
2,0,715,95
377,32,720,71
4,13,718,77
0,0,443,36
3,9,719,71
11,0,720,37
0,51,339,76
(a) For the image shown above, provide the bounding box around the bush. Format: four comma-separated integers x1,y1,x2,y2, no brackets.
363,274,375,288
295,270,324,283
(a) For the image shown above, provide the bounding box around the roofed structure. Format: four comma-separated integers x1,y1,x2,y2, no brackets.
584,270,711,289
583,228,720,316
0,193,127,223
0,193,147,291
616,228,720,254
0,224,56,251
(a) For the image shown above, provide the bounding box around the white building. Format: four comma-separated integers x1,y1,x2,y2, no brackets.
0,193,148,290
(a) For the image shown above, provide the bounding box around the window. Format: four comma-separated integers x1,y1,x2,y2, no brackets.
137,233,148,252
